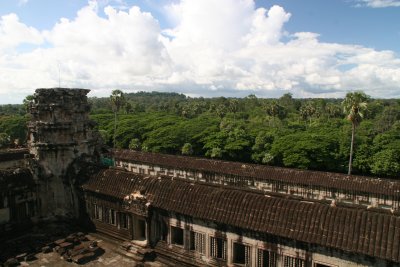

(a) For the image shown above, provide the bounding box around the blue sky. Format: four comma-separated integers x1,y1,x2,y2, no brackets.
267,0,400,53
0,0,400,103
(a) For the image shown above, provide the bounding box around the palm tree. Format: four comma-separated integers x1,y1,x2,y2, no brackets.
325,103,342,118
342,91,368,175
23,95,34,111
299,102,316,125
110,90,126,149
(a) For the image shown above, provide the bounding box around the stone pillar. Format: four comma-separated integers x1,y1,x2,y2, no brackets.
27,88,100,218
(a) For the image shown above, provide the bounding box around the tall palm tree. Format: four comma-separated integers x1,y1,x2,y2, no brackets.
299,102,316,125
110,90,126,149
342,91,368,175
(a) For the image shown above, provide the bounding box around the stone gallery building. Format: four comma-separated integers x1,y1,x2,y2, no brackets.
82,151,400,267
1,88,400,267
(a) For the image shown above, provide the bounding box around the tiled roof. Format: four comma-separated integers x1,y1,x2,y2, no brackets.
83,169,400,263
0,149,28,162
114,149,400,196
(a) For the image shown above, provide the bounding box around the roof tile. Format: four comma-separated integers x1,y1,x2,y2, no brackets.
83,168,400,263
114,149,400,196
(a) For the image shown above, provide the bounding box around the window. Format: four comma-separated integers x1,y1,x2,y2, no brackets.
190,231,205,254
378,195,391,207
275,182,287,193
103,207,110,223
257,249,277,267
210,237,226,260
0,194,5,208
171,226,184,246
284,255,305,267
27,201,35,217
109,209,116,225
314,263,332,267
138,219,146,239
119,213,129,229
133,218,147,240
16,202,27,221
233,242,251,266
160,220,168,241
343,192,354,201
358,194,370,206
94,204,102,220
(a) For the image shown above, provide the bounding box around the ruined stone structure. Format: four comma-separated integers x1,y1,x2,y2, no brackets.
0,168,36,232
0,149,28,169
1,88,101,237
1,88,400,266
27,88,100,218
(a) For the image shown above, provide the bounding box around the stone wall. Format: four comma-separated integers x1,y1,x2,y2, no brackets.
153,214,391,267
116,160,399,212
0,168,37,233
0,149,29,170
28,88,100,218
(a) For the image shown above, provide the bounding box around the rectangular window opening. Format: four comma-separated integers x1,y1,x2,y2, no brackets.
94,204,102,220
257,249,277,267
315,264,332,267
103,207,110,223
190,231,205,254
171,226,184,246
119,213,129,229
110,209,116,225
233,242,250,266
284,255,305,267
138,219,146,240
210,237,226,260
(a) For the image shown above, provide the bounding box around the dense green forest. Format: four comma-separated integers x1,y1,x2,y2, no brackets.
1,91,399,178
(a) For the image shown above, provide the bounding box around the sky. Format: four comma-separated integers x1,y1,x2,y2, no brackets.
0,0,400,104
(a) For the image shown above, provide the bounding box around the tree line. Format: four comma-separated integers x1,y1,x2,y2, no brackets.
0,91,399,178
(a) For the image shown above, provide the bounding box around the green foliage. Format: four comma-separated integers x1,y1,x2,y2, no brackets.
271,127,341,171
251,131,275,163
110,90,127,148
0,104,26,116
0,90,396,177
0,133,10,148
110,90,126,113
368,126,400,176
299,102,317,124
129,138,141,150
23,95,34,111
0,115,28,143
99,130,111,145
181,143,193,155
263,100,287,120
86,91,400,177
342,91,369,126
209,147,223,158
370,149,400,177
342,91,370,175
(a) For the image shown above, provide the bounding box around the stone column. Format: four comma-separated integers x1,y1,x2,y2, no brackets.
27,88,100,218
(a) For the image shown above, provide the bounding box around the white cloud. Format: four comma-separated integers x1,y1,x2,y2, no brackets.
18,0,29,6
0,0,400,103
0,13,43,51
355,0,400,7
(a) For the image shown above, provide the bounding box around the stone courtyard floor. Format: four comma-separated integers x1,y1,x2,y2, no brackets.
23,238,162,267
0,221,165,267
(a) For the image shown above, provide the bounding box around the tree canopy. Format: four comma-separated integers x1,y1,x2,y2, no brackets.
0,90,399,178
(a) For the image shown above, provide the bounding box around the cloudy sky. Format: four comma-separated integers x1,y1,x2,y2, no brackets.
1,0,400,104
